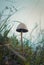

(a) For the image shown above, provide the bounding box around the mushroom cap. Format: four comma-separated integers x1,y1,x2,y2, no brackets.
16,23,28,32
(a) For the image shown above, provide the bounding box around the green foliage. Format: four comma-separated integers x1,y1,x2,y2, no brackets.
0,28,44,65
10,35,19,48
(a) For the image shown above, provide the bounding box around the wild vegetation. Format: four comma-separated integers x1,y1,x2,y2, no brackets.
0,13,44,65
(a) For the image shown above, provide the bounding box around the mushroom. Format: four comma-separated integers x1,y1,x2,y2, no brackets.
16,23,28,54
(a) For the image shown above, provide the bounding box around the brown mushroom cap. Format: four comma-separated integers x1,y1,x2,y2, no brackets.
16,23,28,32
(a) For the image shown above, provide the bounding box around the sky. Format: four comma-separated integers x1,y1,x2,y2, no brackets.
0,0,44,42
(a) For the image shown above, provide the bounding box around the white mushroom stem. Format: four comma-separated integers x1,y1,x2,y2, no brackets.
21,32,24,53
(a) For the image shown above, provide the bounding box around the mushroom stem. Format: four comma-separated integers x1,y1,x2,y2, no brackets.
21,32,24,54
